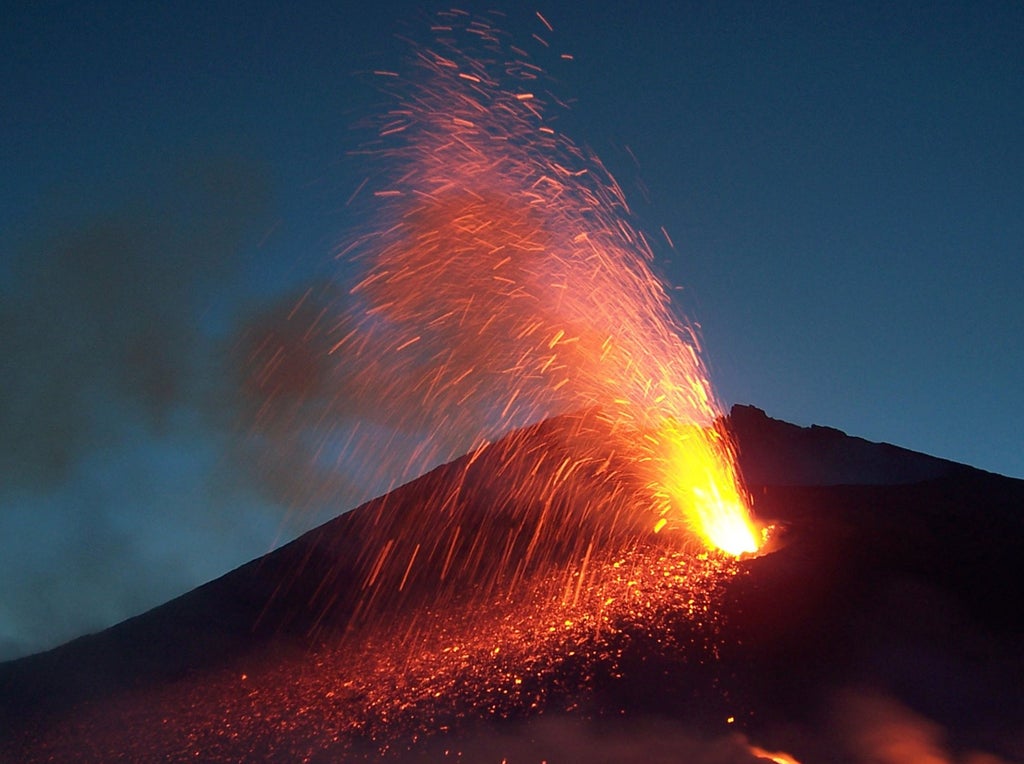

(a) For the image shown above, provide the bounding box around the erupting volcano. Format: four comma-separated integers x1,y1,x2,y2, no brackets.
4,10,1022,764
237,9,765,744
231,9,767,677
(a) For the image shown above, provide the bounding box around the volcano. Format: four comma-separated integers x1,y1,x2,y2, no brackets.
2,405,1022,763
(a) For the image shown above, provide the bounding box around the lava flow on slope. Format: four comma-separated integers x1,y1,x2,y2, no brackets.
2,411,758,761
4,411,1023,762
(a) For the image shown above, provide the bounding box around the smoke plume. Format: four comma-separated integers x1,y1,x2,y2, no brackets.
0,155,289,660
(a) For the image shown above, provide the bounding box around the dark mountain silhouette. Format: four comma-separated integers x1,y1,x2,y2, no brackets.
727,404,967,486
2,406,1022,763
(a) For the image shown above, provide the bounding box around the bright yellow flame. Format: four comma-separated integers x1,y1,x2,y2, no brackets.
655,420,760,556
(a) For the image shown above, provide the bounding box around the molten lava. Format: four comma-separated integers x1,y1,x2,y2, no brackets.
653,420,760,555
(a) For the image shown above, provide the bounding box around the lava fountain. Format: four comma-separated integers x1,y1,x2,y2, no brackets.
329,9,759,566
240,11,768,706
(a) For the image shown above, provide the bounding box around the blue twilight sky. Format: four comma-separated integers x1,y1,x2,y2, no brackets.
1,1,1021,660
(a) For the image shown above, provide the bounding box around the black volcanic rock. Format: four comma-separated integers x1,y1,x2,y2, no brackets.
2,407,1022,763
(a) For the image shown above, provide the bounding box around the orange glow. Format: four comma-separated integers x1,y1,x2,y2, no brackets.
748,745,803,764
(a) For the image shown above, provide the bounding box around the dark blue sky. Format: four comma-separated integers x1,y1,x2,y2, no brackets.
2,1,1021,660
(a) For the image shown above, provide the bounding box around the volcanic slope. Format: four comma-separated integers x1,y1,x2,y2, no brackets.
1,406,1022,762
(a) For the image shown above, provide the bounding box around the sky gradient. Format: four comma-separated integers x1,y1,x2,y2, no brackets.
2,1,1021,660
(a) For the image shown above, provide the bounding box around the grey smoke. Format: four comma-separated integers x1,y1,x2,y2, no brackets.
0,155,291,660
